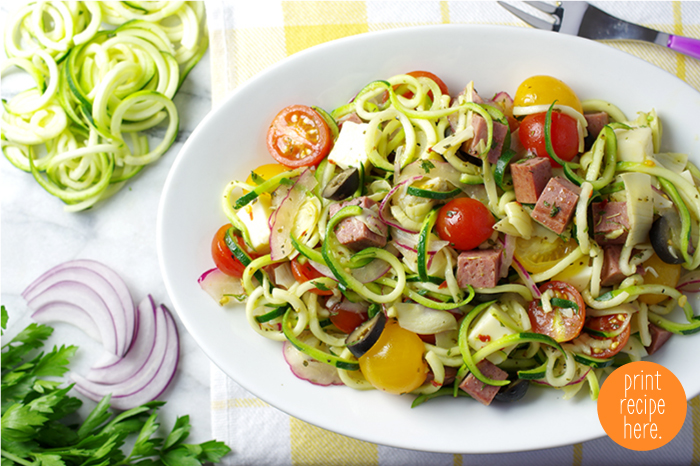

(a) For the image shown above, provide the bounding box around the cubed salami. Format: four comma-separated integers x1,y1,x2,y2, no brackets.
531,177,581,234
584,112,610,149
329,197,387,251
592,201,629,245
511,157,552,204
459,360,508,406
456,249,503,289
601,245,626,287
645,323,673,355
467,115,509,164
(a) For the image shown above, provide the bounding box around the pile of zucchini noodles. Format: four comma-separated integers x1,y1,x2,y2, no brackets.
1,1,208,211
221,72,700,404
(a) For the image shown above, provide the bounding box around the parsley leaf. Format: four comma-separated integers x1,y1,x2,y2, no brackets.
420,159,435,173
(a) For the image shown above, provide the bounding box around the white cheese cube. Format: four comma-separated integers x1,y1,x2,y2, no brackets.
236,194,272,253
468,305,517,364
328,121,370,170
614,126,653,162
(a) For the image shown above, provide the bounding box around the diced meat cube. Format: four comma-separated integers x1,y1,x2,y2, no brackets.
645,323,673,355
584,112,610,149
592,201,629,245
329,197,387,251
601,245,626,287
467,115,509,164
459,360,508,406
511,157,553,204
456,249,503,289
531,177,581,234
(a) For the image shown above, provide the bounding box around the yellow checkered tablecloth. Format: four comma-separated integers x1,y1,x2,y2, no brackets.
205,2,700,465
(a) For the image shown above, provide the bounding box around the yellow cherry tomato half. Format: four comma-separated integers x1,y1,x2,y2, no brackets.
359,320,427,395
246,163,288,186
514,75,583,114
514,236,579,275
639,253,682,305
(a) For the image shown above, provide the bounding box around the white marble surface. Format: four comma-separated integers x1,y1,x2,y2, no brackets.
0,4,216,445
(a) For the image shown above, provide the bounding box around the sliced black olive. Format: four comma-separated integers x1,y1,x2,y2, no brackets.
494,378,529,403
322,167,360,201
650,214,685,265
346,311,386,358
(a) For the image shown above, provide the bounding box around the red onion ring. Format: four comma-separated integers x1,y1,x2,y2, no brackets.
30,301,101,342
85,296,157,383
26,280,120,356
378,175,422,234
22,260,136,356
512,257,541,299
72,304,180,411
269,169,317,260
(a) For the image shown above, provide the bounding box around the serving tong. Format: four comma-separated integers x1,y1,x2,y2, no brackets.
498,1,700,60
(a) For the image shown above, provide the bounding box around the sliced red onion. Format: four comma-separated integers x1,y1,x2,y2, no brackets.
72,304,180,411
498,235,516,279
308,260,335,278
283,339,342,386
26,280,119,356
22,260,136,356
85,295,157,383
677,270,700,292
378,175,422,234
332,297,370,314
351,259,391,283
400,159,488,200
512,257,541,299
31,301,101,342
198,267,246,305
269,169,317,260
392,227,450,253
274,262,297,289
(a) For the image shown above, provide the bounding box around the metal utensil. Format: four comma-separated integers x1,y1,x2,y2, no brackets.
498,1,700,60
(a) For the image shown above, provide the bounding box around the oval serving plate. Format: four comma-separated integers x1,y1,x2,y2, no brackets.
157,25,700,453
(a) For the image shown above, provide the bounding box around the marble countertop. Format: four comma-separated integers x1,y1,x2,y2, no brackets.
0,6,216,444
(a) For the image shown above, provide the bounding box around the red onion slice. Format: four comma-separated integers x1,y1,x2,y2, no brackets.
85,295,157,383
512,257,541,299
31,301,101,342
283,339,342,386
26,280,119,356
378,176,422,234
22,260,136,355
198,267,245,305
677,270,700,292
72,304,180,411
308,260,335,278
498,234,516,279
269,169,317,260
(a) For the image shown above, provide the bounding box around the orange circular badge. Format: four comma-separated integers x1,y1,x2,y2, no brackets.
597,361,686,451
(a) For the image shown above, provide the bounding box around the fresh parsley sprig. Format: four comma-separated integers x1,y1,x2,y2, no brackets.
0,306,231,465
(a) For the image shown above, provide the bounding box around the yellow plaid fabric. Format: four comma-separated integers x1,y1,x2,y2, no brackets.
206,2,700,464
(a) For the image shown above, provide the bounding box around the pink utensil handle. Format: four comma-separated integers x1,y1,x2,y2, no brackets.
667,35,700,60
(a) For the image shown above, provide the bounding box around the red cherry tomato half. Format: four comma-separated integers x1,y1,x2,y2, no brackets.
519,111,579,167
330,308,367,334
528,281,586,342
290,258,333,296
266,105,332,168
211,225,254,278
435,198,495,251
583,314,631,359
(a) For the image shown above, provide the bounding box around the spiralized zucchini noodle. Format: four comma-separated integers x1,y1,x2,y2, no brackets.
204,71,700,407
1,1,208,211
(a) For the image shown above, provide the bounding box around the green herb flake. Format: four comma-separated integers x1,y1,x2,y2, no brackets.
420,159,435,173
